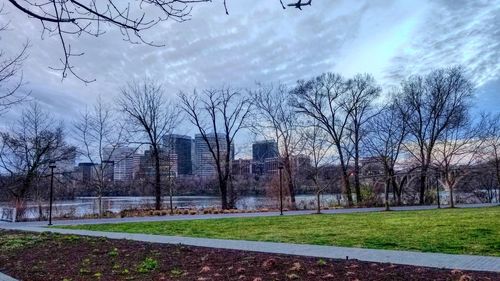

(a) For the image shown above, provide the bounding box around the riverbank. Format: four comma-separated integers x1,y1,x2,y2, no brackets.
3,192,494,221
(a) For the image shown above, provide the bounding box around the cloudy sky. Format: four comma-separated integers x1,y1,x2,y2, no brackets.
1,0,499,136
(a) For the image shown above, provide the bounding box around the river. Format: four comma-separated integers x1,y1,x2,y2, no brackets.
1,191,495,220
0,194,344,219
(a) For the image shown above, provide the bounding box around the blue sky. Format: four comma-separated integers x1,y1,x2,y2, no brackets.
0,0,499,137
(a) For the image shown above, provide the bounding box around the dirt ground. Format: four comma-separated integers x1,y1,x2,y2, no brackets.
0,230,498,281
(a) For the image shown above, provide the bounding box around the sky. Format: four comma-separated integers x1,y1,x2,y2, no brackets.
0,0,499,149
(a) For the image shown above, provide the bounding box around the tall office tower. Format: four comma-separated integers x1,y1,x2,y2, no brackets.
163,134,193,175
138,148,178,179
55,149,77,174
76,162,96,183
194,133,234,177
102,146,136,181
252,140,279,174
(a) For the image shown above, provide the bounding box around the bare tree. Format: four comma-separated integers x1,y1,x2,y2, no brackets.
395,66,474,205
364,100,408,210
5,1,310,81
0,6,29,113
180,87,251,209
74,96,129,217
480,113,500,204
291,73,355,206
162,134,180,214
0,102,75,219
251,83,303,209
430,115,485,208
344,74,381,203
301,122,332,214
119,79,179,210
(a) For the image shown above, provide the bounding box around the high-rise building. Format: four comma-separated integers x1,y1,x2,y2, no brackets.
264,154,311,175
102,147,136,181
163,134,193,175
232,159,252,176
252,140,279,161
76,162,96,183
252,140,278,174
194,133,234,177
138,148,178,178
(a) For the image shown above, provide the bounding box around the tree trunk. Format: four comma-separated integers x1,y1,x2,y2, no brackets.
385,179,391,211
15,197,25,222
284,159,296,209
38,203,43,221
419,168,427,205
228,176,235,209
390,174,400,206
342,172,353,206
392,186,399,205
316,191,321,214
154,150,162,210
98,194,102,218
449,181,455,208
354,141,362,204
219,179,229,209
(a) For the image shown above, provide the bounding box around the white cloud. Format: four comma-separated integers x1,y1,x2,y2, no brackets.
0,0,498,128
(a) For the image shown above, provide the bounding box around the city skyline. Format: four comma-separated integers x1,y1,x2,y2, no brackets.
74,137,286,180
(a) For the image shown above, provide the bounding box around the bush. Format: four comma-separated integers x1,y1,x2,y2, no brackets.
359,185,381,207
137,257,158,273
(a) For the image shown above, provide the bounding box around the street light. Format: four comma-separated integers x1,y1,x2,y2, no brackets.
48,160,56,226
278,161,284,216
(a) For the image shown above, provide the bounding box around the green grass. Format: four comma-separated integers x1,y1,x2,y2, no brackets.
58,207,500,256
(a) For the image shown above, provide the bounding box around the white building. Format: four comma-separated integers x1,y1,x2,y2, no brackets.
102,147,137,181
194,133,234,177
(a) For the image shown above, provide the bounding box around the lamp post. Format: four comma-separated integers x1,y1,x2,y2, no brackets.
48,160,56,226
278,161,284,216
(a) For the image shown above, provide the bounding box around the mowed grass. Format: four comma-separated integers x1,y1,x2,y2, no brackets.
59,207,500,256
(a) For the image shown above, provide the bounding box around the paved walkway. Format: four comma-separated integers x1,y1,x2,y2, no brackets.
0,272,17,281
3,203,496,227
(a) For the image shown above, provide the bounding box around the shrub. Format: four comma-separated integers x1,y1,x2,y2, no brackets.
137,257,158,273
108,248,119,257
170,268,183,277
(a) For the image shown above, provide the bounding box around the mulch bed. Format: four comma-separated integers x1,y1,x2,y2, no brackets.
0,230,498,281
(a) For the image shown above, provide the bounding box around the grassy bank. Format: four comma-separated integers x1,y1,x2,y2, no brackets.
59,206,500,256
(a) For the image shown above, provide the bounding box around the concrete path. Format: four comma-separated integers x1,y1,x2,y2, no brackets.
6,225,500,273
0,272,17,281
4,203,497,227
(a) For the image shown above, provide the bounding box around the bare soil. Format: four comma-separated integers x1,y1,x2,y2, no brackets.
0,230,498,281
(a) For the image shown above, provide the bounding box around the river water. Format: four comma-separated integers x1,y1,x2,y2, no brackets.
0,195,343,219
1,191,495,220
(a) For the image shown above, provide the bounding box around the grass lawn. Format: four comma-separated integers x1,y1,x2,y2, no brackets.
58,206,500,256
